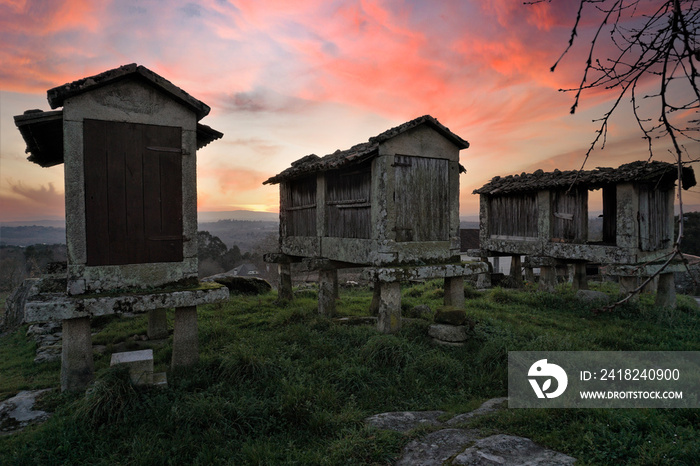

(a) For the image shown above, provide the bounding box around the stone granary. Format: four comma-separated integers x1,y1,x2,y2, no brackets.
263,115,487,332
472,161,696,306
13,64,229,391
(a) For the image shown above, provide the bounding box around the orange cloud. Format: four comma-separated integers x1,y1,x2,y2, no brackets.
0,181,65,221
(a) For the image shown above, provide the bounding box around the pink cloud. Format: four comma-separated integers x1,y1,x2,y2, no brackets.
0,181,65,221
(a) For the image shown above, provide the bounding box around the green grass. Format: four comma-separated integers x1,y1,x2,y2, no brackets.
0,282,698,464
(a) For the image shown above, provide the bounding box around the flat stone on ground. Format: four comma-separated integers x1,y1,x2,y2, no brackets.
365,410,446,433
0,389,52,435
452,434,576,465
396,428,479,466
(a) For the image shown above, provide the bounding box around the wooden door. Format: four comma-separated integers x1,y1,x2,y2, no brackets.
394,155,449,242
83,119,183,266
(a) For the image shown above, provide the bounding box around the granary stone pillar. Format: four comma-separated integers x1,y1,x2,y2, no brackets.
318,268,337,317
642,275,659,294
539,266,558,292
571,263,588,291
377,281,402,334
148,308,169,340
476,258,492,289
444,276,465,308
369,279,381,316
278,262,293,301
509,255,523,288
618,276,640,302
524,265,535,284
172,306,199,369
60,316,94,392
655,273,676,308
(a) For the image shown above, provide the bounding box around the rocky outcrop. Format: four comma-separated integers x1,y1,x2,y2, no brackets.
365,397,576,465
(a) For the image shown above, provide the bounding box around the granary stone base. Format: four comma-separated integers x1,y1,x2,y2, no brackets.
61,316,94,392
655,273,676,308
376,282,402,334
148,308,169,340
444,276,465,308
172,306,199,369
318,269,338,317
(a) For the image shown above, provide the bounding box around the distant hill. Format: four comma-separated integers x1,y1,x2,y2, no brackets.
198,210,279,222
199,219,278,252
0,226,66,246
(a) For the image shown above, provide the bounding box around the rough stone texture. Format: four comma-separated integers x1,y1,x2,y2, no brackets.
202,273,272,295
452,434,576,465
61,316,94,392
444,276,465,308
377,281,402,334
365,398,576,465
2,278,42,332
428,324,469,343
655,272,676,308
538,266,557,292
0,389,52,435
434,308,468,326
571,262,588,291
27,322,63,363
576,290,611,305
365,411,446,433
147,308,169,340
446,398,508,426
396,429,479,466
318,268,337,317
619,276,640,302
278,262,293,300
24,284,228,323
171,306,199,369
111,349,154,385
363,262,488,283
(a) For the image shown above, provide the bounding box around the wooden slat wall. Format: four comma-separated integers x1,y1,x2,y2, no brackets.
84,119,183,266
552,189,587,243
325,163,371,238
284,176,317,237
488,194,537,238
602,186,617,244
639,185,669,251
394,155,449,242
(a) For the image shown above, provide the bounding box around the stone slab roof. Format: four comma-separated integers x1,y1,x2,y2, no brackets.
47,63,211,121
474,161,696,195
263,115,468,185
14,109,222,168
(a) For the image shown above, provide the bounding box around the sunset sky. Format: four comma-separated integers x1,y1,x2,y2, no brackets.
1,0,698,223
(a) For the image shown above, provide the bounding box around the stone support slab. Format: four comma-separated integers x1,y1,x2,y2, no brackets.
655,273,676,308
61,316,94,392
148,308,169,340
24,283,228,323
377,281,402,334
444,276,465,308
318,268,337,317
172,306,198,369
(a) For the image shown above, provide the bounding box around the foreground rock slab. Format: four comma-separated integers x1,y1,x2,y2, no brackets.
0,389,52,435
365,397,576,465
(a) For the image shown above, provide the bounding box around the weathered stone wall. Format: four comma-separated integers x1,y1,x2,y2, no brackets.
62,79,199,294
